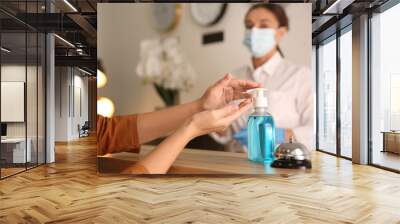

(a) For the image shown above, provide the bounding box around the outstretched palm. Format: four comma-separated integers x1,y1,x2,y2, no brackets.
200,74,260,110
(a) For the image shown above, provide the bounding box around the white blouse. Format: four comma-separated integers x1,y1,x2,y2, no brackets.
211,53,315,151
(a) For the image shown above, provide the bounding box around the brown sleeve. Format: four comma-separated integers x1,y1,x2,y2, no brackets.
97,114,141,155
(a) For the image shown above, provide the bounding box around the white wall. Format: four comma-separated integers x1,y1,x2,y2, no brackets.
55,67,89,141
72,73,89,138
1,65,37,138
98,3,311,115
55,67,68,141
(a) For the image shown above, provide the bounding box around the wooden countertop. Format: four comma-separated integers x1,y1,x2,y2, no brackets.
97,145,313,175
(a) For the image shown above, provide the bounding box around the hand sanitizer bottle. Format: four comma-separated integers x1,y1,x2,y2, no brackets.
247,88,276,164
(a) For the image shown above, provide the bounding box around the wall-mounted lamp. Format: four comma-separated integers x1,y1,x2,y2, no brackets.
97,59,112,117
1,47,11,53
97,69,108,88
97,97,115,118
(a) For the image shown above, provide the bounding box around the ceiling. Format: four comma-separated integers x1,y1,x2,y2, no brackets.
311,0,390,43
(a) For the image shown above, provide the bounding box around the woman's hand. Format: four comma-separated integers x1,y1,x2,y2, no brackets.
198,74,260,111
185,99,253,138
128,99,252,174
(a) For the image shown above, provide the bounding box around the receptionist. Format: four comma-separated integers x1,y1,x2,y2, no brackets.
210,3,314,151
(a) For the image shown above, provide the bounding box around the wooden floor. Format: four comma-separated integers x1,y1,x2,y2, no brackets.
372,150,400,171
1,136,400,223
1,167,26,178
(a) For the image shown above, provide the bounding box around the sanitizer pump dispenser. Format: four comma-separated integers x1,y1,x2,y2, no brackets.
247,88,276,164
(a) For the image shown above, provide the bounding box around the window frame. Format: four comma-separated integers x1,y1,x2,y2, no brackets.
315,22,353,160
0,1,48,180
367,0,400,173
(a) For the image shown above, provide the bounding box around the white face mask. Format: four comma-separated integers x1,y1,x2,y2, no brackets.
243,28,276,58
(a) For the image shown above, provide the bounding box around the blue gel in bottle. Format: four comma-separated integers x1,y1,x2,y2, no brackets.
247,88,276,164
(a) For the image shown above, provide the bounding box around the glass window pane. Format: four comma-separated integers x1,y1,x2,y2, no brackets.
371,3,400,171
1,31,28,177
318,37,337,154
340,29,352,158
0,1,46,179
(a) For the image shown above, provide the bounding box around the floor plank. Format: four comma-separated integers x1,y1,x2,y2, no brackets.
1,136,400,223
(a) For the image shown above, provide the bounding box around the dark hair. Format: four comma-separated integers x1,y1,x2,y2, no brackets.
245,4,289,57
246,4,289,30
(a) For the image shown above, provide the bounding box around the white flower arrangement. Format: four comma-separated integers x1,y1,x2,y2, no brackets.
136,37,196,92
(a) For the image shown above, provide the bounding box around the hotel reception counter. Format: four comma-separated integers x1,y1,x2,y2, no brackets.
97,145,315,175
